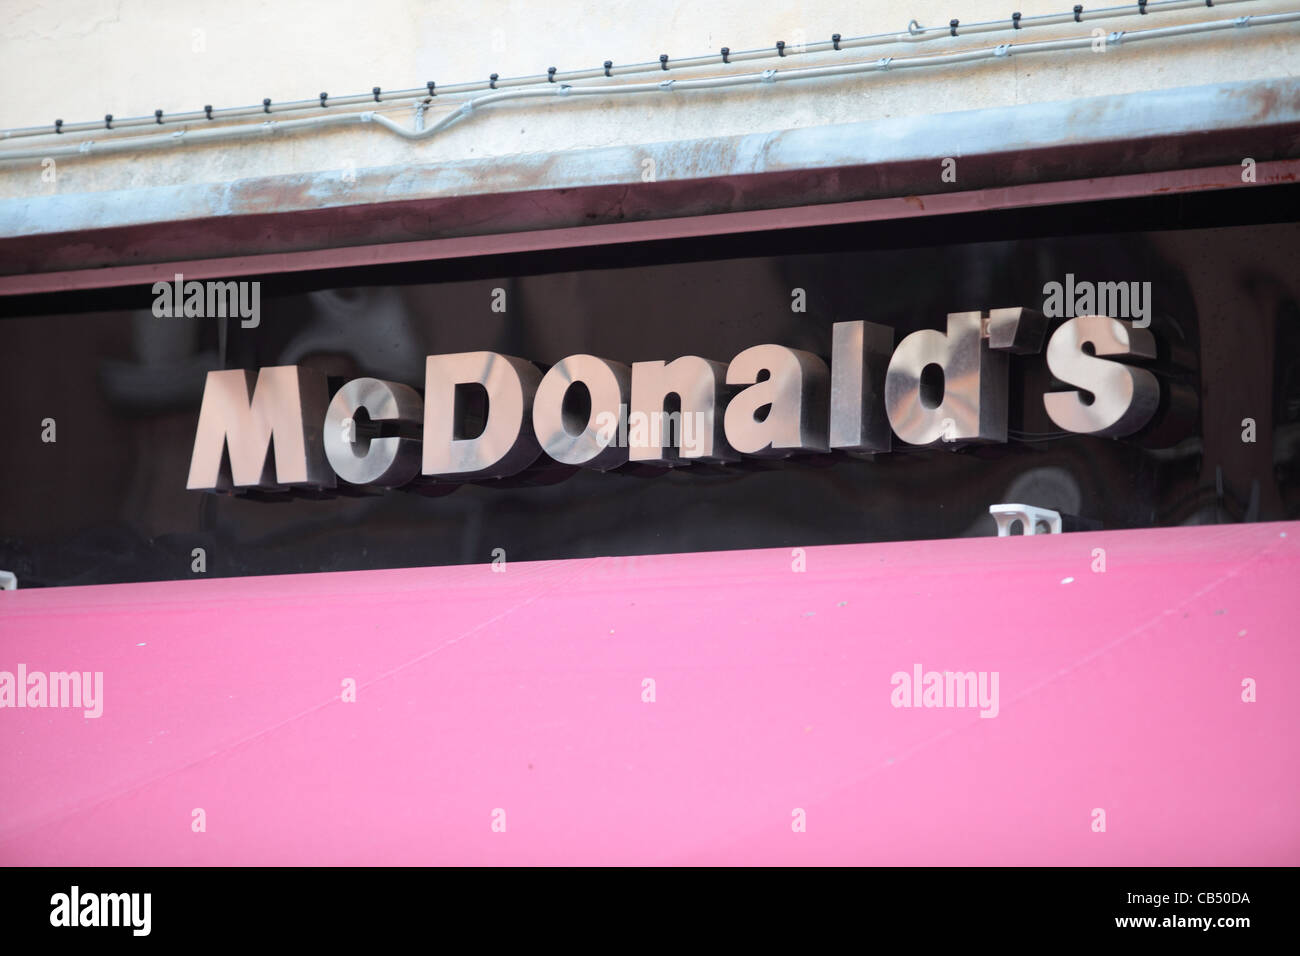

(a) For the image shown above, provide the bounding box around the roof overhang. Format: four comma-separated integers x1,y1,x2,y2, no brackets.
1,77,1296,287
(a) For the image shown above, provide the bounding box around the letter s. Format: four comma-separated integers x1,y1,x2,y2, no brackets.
1043,316,1159,437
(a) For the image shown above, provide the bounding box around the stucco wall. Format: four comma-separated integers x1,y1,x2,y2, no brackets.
0,0,1297,207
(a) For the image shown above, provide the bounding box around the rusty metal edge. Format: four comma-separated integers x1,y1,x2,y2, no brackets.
0,158,1296,297
0,77,1297,285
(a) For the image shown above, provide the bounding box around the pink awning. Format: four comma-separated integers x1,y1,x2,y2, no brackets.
2,522,1296,865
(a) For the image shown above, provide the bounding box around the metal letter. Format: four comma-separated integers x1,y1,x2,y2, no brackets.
187,366,334,491
1042,315,1159,436
532,354,631,470
829,320,893,453
628,356,736,463
724,344,830,456
885,311,1009,445
422,352,542,478
983,306,1047,355
323,377,424,486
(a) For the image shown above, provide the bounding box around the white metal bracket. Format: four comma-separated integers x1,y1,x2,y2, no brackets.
989,503,1063,536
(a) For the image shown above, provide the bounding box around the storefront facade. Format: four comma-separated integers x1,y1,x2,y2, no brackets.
1,1,1298,865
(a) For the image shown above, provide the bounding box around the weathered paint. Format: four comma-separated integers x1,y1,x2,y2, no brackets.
1,78,1298,276
2,157,1297,295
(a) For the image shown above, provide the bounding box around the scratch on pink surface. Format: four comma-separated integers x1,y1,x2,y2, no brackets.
1,522,1296,865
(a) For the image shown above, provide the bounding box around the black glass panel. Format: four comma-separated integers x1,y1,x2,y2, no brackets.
2,187,1297,587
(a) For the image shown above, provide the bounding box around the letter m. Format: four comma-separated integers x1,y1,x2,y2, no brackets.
206,281,239,318
187,366,335,491
100,893,129,927
944,671,977,708
1095,282,1129,320
50,672,82,708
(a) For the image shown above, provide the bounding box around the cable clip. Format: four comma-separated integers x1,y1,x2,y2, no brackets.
1074,5,1083,22
489,74,498,89
720,47,730,63
760,69,777,83
877,57,893,70
1012,12,1022,29
832,33,842,51
1234,15,1251,26
604,60,613,77
372,87,382,102
263,98,272,113
204,105,213,120
660,54,669,70
776,40,786,57
427,81,436,96
54,119,63,134
994,44,1010,57
557,84,573,96
950,19,959,37
547,67,557,82
1138,0,1147,13
1109,30,1125,44
320,92,329,107
104,113,113,129
79,140,93,152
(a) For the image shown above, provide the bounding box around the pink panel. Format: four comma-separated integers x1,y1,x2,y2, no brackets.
1,522,1296,865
